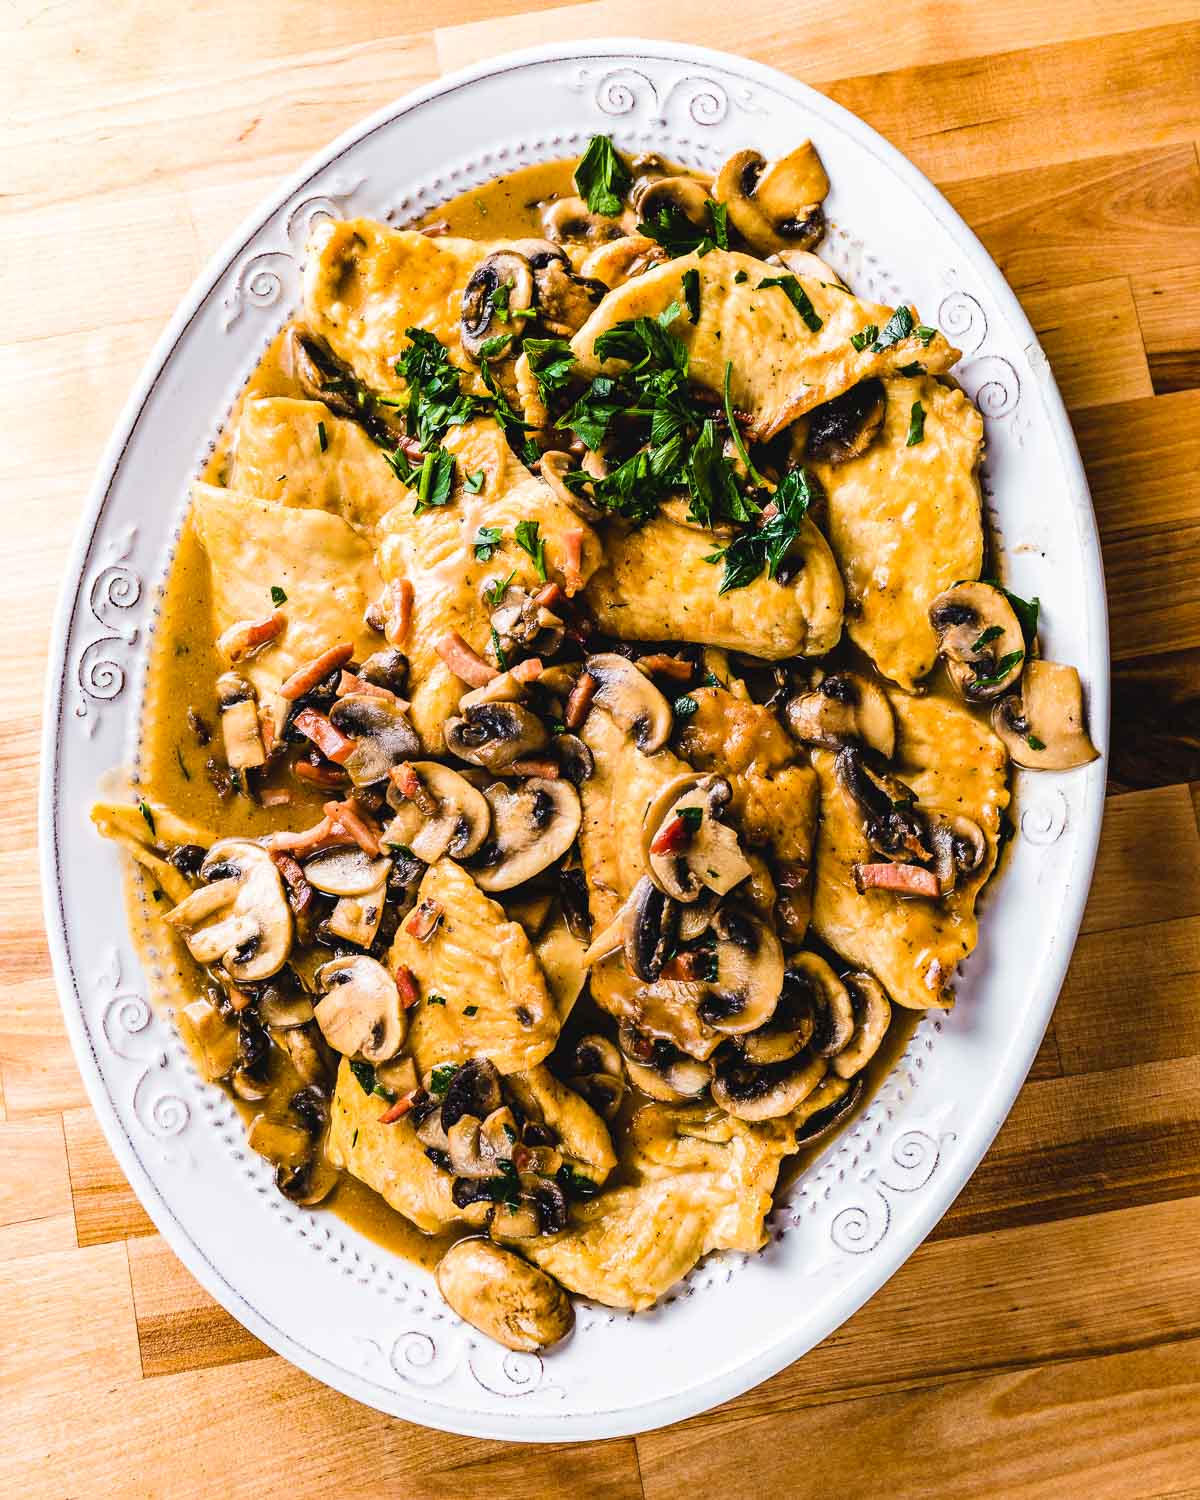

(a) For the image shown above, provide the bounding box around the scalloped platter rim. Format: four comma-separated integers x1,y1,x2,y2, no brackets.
39,39,1109,1441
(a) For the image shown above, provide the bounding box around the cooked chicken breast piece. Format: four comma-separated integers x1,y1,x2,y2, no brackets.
811,691,1010,1009
571,248,960,439
228,396,402,540
327,1056,464,1234
391,858,562,1077
504,1065,617,1185
585,510,844,659
811,375,984,690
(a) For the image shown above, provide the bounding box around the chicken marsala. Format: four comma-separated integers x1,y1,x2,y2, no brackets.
94,135,1098,1349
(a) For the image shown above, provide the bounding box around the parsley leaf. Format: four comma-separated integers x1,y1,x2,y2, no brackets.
916,324,937,346
682,267,701,322
850,324,878,352
574,134,631,217
1003,587,1040,645
722,360,767,489
972,649,1024,688
594,303,687,372
425,993,447,1007
316,420,328,452
678,806,703,833
756,275,823,333
349,1059,396,1102
464,469,486,494
484,570,516,607
906,400,926,446
138,800,156,837
396,326,486,447
463,1004,479,1017
473,524,502,560
972,624,1004,652
705,466,816,593
871,305,914,351
411,448,455,515
429,1062,459,1097
685,417,749,528
898,361,925,377
477,332,513,359
734,269,749,284
270,585,287,606
637,200,727,258
513,519,547,582
522,337,576,404
557,374,626,451
1027,733,1046,751
674,694,699,718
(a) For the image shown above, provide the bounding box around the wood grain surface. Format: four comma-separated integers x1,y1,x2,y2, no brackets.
3,1,1198,1494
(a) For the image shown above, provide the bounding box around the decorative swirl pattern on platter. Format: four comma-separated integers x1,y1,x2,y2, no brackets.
565,65,764,126
1020,787,1069,846
94,948,191,1154
75,527,143,733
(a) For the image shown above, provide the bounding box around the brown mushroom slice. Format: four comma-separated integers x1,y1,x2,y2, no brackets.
517,242,607,338
619,1023,713,1102
634,174,714,233
581,234,668,288
328,694,421,787
642,773,752,903
831,973,892,1079
928,582,1026,703
714,142,829,257
567,1033,627,1120
444,701,549,771
302,845,393,897
472,777,582,892
167,840,293,983
793,1074,862,1143
712,1049,826,1122
313,954,405,1063
805,379,886,466
584,652,672,752
382,761,491,863
177,996,239,1081
623,876,681,983
699,909,785,1035
834,745,932,863
542,195,625,246
738,980,816,1066
992,660,1100,771
785,671,896,760
461,249,534,361
436,1238,573,1352
540,449,603,522
787,952,855,1058
326,879,388,947
928,814,988,895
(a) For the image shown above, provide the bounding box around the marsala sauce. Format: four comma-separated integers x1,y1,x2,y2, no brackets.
129,157,1003,1269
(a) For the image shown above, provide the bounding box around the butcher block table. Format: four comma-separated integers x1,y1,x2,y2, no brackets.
3,0,1199,1494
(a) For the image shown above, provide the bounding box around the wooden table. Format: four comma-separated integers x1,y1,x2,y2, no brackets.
3,1,1198,1493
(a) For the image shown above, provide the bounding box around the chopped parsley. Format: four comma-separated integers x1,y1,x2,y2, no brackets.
682,267,701,322
464,469,486,494
270,584,287,606
898,361,925,377
412,448,455,514
317,419,328,452
522,338,576,404
972,649,1024,688
1003,586,1040,645
871,305,914,351
637,199,727,257
473,525,503,561
484,570,516,608
1027,733,1047,751
477,332,513,359
850,324,878,352
349,1059,395,1102
972,624,1004,652
733,269,749,285
557,373,626,451
916,324,937,346
463,1004,479,1017
757,275,823,333
723,360,767,488
428,1062,459,1096
704,466,817,594
425,993,447,1007
138,800,156,837
174,745,190,782
673,694,699,718
557,1162,600,1200
513,519,547,582
678,805,704,833
396,326,487,449
490,626,509,671
574,134,631,216
906,400,926,446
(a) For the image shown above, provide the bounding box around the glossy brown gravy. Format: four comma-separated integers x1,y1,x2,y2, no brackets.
131,158,960,1270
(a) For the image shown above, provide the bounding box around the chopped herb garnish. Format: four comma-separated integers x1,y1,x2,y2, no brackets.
490,625,509,671
513,519,547,582
637,199,727,257
557,1162,600,1200
906,400,926,446
684,418,750,529
972,624,1004,652
871,305,914,351
898,361,925,377
477,332,513,359
351,1128,359,1148
1003,587,1040,646
678,806,703,833
464,469,486,494
757,275,823,333
429,1062,459,1096
1027,733,1046,751
426,993,447,1007
733,269,749,284
850,324,879,352
317,420,328,452
916,324,937,346
523,338,576,404
682,266,701,322
673,694,699,718
972,649,1024,688
722,360,767,487
412,447,455,515
574,134,631,216
463,1005,479,1017
484,570,516,608
474,524,503,561
138,800,156,837
349,1059,395,1102
704,466,817,594
270,584,287,606
174,746,190,782
386,842,416,859
396,326,488,449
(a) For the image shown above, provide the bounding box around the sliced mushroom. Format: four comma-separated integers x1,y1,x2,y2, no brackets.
489,582,566,659
580,234,668,288
835,746,932,863
358,647,409,695
166,839,293,982
785,671,896,760
218,693,266,771
928,814,988,895
247,1114,311,1172
444,701,548,771
461,249,534,361
437,1237,572,1351
634,175,713,232
230,1011,273,1102
302,845,392,897
641,773,752,902
806,379,886,466
276,1153,340,1208
556,733,595,786
714,143,829,257
176,996,239,1081
623,876,680,983
584,652,672,752
567,1033,626,1120
440,1057,504,1129
516,242,607,337
992,660,1100,771
542,196,625,247
287,326,397,447
929,582,1026,702
712,1049,826,1122
793,1075,863,1144
328,694,421,786
738,979,816,1066
540,449,603,522
786,953,854,1058
698,908,785,1035
619,1023,713,1102
313,954,405,1062
325,880,387,948
831,973,892,1079
471,777,581,892
382,761,491,863
447,1114,502,1179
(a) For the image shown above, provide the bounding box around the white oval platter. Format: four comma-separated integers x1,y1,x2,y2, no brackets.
39,39,1108,1441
